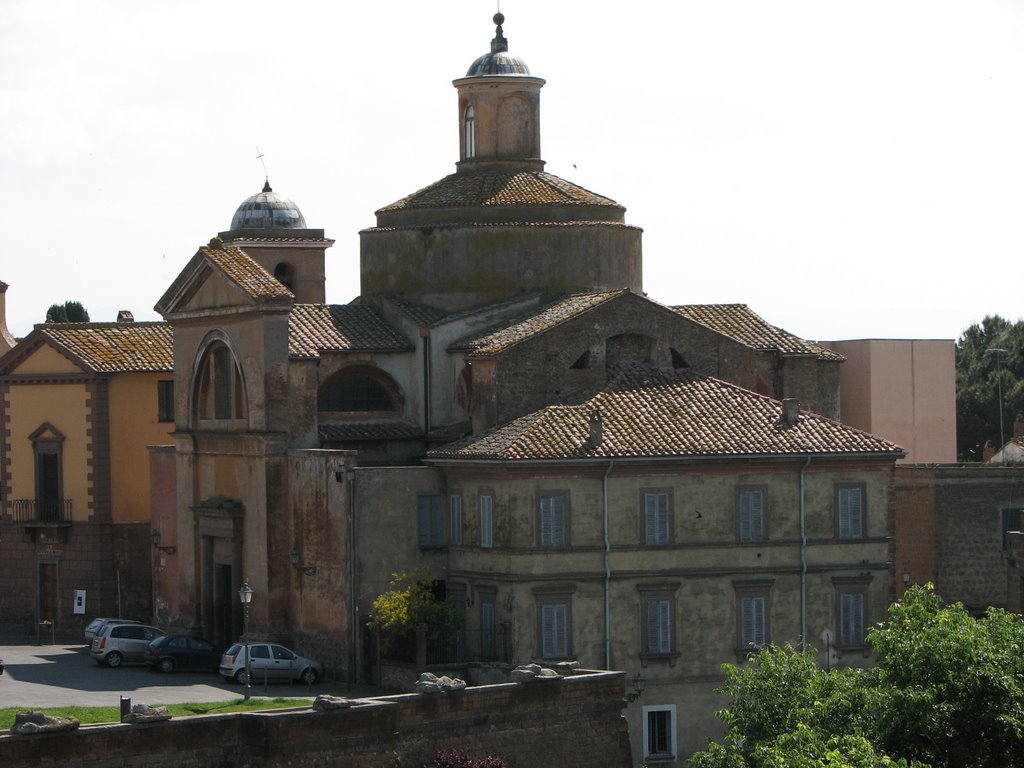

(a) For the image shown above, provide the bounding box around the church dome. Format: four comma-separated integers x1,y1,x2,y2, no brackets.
465,13,531,77
230,181,307,230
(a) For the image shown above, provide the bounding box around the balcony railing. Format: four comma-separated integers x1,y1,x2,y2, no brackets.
8,499,73,524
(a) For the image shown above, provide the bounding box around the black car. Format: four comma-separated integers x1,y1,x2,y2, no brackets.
145,635,222,673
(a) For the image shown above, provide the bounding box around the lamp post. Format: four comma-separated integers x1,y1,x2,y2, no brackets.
238,581,254,701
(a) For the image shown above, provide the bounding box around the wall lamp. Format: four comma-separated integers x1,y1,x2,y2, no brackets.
289,549,317,576
151,530,176,555
626,672,646,703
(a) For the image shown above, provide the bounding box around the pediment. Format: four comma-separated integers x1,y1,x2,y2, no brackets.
0,332,86,376
155,244,293,320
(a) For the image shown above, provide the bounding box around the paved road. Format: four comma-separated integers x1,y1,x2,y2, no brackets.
0,644,377,709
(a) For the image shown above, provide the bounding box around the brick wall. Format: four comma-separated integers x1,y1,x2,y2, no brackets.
0,671,632,768
895,465,1024,611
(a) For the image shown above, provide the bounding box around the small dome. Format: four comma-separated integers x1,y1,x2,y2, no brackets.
230,181,307,230
466,51,531,77
465,12,532,77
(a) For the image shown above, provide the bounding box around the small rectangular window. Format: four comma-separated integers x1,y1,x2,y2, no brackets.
480,494,494,548
417,494,444,547
540,602,569,659
837,484,865,539
740,595,766,648
644,598,672,655
839,591,865,646
642,705,677,761
449,494,463,546
157,380,174,423
643,490,671,545
539,493,568,548
738,487,765,542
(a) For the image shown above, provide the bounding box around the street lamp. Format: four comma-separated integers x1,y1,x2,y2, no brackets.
238,581,254,701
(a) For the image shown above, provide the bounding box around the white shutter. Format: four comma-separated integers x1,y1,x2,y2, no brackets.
840,592,864,645
480,495,494,548
741,596,766,647
839,487,863,538
542,603,568,658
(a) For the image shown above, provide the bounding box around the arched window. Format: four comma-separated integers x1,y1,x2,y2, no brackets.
464,105,476,160
196,342,247,421
318,367,400,414
273,262,294,290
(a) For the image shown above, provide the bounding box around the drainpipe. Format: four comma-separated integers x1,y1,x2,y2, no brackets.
346,463,357,688
420,328,431,437
799,455,811,650
603,459,615,669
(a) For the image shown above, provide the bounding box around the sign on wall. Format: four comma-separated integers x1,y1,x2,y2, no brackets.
72,589,86,615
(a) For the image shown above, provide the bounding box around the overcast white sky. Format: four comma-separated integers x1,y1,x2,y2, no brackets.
2,0,1022,343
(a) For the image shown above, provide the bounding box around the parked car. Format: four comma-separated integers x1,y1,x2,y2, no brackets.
219,642,321,685
90,622,165,667
145,635,222,673
83,617,139,646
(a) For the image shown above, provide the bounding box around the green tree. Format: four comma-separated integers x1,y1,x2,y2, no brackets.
956,315,1024,461
690,586,1024,768
45,300,90,323
367,569,463,656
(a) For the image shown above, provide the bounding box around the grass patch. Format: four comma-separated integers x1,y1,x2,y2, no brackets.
0,698,312,730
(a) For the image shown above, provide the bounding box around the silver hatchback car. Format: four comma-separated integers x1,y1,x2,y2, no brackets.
219,642,321,685
90,622,165,667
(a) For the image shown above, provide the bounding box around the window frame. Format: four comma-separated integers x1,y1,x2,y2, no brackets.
637,582,680,662
833,576,871,650
464,105,476,159
537,491,569,548
737,486,767,543
733,579,774,654
449,492,463,546
157,379,175,423
642,704,677,763
835,482,867,539
416,494,444,548
195,340,247,424
533,585,575,661
641,488,672,546
479,492,494,548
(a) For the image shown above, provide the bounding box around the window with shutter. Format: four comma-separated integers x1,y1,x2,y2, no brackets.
479,494,494,548
538,493,567,547
738,488,765,542
837,485,865,539
645,598,672,654
741,595,766,648
449,494,463,545
416,495,444,547
643,491,670,545
480,597,496,658
839,591,865,646
540,602,569,658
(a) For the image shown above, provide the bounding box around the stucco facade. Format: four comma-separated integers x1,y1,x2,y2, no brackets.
0,321,173,637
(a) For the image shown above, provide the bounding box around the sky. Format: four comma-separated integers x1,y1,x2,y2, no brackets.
2,0,1023,343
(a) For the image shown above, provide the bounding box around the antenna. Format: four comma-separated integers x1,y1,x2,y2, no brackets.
255,146,269,183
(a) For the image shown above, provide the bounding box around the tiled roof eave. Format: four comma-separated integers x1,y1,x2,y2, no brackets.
290,344,415,360
426,449,907,464
360,220,637,235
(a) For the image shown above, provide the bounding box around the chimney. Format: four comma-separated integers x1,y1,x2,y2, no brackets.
587,409,603,450
781,398,800,427
116,310,135,323
0,281,16,354
1014,414,1024,439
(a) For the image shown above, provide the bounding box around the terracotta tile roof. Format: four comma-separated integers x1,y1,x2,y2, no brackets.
200,244,294,301
451,290,627,356
386,297,452,327
289,304,413,358
319,421,423,442
37,322,173,373
429,366,903,461
377,170,624,213
364,220,640,234
672,304,843,361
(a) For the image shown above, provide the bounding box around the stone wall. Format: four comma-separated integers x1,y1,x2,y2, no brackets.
0,671,631,768
895,465,1024,610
